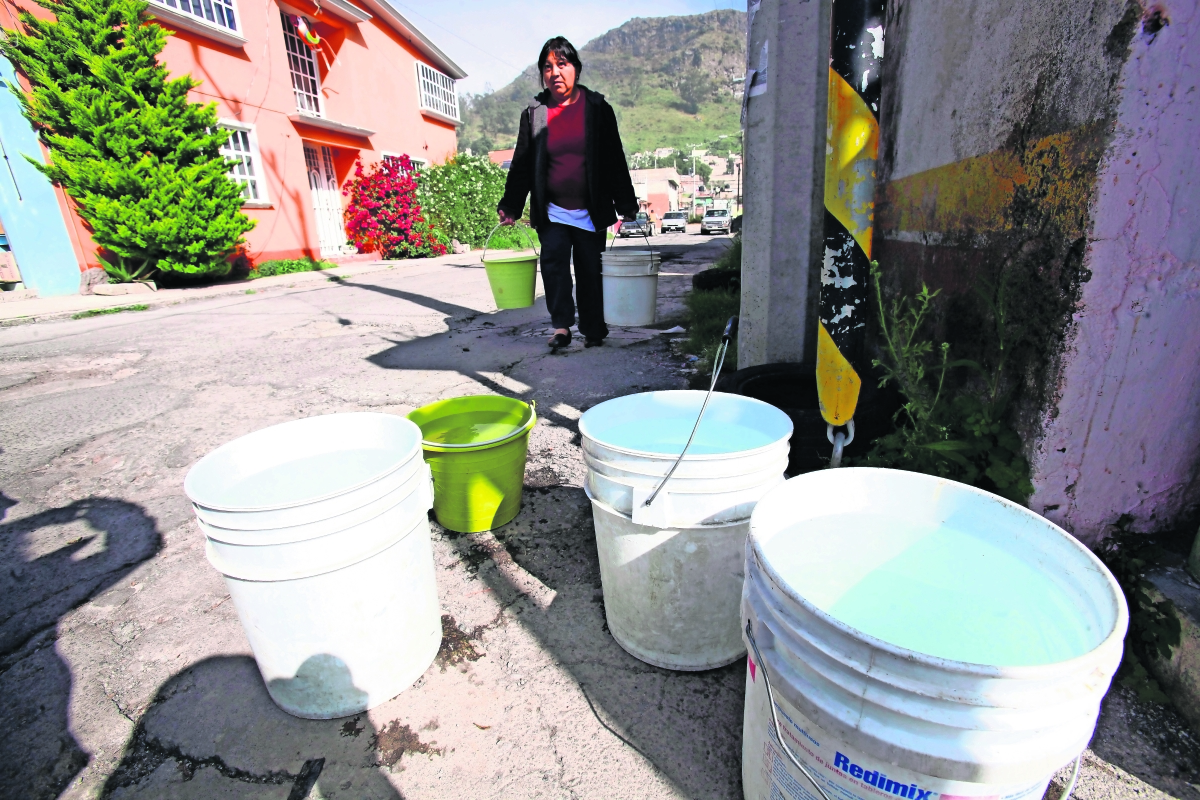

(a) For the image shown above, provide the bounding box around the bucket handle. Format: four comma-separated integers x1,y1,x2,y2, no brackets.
640,316,738,510
482,222,539,265
745,618,1085,800
608,222,655,258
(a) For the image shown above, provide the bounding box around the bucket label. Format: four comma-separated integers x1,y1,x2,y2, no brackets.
743,671,1053,800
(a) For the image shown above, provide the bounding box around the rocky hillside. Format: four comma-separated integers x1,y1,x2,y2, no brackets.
458,10,747,157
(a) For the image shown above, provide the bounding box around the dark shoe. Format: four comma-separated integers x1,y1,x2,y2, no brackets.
549,332,572,349
585,338,604,348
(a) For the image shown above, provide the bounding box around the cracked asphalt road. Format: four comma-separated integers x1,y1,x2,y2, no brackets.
1,231,1191,799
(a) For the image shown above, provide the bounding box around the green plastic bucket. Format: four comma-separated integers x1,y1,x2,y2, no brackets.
407,395,537,533
481,224,539,309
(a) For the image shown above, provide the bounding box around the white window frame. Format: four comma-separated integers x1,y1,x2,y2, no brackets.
415,62,460,125
281,10,324,117
381,151,427,172
219,120,270,208
148,0,243,41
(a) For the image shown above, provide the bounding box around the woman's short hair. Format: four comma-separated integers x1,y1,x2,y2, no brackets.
538,37,583,84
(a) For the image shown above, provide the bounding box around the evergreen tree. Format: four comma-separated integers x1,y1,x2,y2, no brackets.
0,0,254,280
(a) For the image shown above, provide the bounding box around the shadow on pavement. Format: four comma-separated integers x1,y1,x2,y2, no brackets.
101,656,403,799
0,497,162,799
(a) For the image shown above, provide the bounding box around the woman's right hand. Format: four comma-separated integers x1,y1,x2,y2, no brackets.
497,209,517,226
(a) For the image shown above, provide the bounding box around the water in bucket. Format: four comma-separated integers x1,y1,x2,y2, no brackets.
761,513,1099,666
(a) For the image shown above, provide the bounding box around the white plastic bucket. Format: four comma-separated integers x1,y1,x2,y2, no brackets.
602,261,660,276
742,468,1128,800
185,412,442,719
581,391,792,527
580,391,792,669
587,486,749,670
602,272,659,326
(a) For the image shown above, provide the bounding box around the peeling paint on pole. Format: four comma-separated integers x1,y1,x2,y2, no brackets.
816,0,885,427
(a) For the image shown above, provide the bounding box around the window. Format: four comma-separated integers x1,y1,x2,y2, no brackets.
151,0,238,31
219,122,268,205
282,12,322,116
381,152,427,172
415,62,460,123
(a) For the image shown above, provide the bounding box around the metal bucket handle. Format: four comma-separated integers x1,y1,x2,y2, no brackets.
607,221,655,257
640,316,738,509
482,222,539,265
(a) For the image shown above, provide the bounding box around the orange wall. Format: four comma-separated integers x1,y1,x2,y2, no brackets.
10,0,458,268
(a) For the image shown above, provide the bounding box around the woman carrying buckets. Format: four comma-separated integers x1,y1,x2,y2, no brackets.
497,36,639,350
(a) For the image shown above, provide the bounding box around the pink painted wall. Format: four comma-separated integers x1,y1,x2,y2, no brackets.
11,0,458,268
1029,0,1200,543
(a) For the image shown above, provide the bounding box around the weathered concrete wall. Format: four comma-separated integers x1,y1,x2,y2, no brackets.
873,0,1200,541
1030,2,1200,541
739,0,831,367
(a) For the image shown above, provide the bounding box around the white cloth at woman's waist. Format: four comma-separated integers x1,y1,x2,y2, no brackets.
547,203,595,232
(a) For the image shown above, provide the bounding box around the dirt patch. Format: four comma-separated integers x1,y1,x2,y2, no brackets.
339,717,363,738
371,721,445,769
436,614,484,669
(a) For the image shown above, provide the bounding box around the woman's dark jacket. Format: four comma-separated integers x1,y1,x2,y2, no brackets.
497,86,639,231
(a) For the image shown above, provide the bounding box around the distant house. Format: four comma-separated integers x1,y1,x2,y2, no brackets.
489,149,516,170
1,0,464,295
629,168,682,219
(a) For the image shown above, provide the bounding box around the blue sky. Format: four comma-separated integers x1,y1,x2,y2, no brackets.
391,0,745,96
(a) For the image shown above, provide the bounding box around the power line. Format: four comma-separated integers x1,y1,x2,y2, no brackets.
389,2,523,74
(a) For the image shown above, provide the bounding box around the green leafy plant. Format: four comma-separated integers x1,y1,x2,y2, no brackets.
417,154,507,249
712,234,741,272
0,0,254,280
684,287,739,375
862,260,1033,504
1095,517,1182,704
251,258,335,278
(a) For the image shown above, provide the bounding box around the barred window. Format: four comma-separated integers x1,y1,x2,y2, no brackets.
415,62,459,123
151,0,238,31
282,12,322,116
220,123,267,204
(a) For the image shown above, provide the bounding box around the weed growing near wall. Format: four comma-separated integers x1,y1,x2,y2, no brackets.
418,155,508,249
1095,518,1182,704
684,288,739,375
862,261,1034,504
1,0,254,280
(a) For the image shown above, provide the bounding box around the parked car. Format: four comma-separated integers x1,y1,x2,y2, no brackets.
700,208,732,235
619,211,655,237
660,211,688,233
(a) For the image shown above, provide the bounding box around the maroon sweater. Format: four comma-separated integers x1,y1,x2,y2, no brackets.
546,98,587,210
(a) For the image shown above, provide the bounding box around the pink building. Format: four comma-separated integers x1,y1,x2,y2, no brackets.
5,0,464,292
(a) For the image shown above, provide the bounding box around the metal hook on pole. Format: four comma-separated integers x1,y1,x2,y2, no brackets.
826,420,855,468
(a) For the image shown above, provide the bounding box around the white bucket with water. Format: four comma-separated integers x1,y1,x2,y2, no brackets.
185,412,442,719
580,390,792,669
742,468,1128,800
602,271,659,326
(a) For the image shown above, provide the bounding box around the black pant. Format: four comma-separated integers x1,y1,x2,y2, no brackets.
539,222,608,341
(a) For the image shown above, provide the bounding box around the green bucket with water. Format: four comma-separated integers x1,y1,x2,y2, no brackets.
481,224,539,309
407,395,537,533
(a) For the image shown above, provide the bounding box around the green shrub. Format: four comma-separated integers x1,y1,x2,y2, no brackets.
0,0,254,281
684,288,740,375
418,154,507,248
252,258,334,278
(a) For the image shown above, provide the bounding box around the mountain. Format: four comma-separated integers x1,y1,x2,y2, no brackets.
457,10,747,158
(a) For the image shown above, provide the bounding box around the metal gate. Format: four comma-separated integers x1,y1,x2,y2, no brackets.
303,143,350,258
